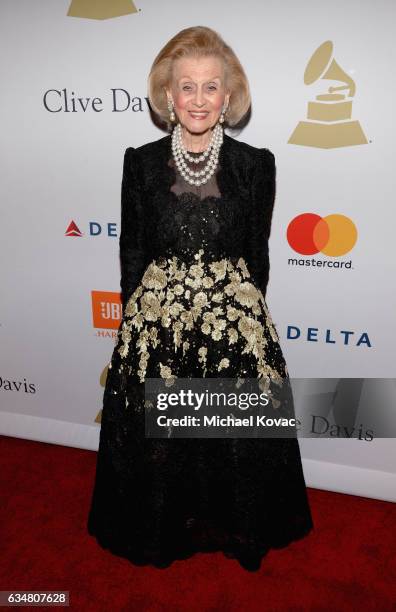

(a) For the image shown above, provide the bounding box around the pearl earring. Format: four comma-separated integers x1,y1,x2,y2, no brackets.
219,103,228,124
168,99,176,123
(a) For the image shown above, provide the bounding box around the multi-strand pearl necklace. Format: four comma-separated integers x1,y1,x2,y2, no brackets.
171,121,223,186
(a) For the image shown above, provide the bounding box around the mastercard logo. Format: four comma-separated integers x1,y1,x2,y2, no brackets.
287,213,358,256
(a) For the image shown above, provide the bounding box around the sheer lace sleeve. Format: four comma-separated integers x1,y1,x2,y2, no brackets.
119,147,147,313
245,148,277,300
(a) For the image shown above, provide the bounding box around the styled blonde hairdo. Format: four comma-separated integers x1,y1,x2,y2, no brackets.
148,26,251,130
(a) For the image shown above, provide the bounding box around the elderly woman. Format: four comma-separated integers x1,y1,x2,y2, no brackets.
87,25,313,572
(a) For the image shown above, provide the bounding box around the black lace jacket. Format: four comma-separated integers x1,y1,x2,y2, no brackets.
119,132,276,312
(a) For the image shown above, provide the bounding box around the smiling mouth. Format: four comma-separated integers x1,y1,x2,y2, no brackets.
189,111,209,118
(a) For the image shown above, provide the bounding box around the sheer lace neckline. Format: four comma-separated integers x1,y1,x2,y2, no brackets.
168,146,222,200
161,133,235,205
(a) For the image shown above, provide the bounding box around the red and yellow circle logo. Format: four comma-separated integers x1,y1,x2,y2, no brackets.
287,213,357,256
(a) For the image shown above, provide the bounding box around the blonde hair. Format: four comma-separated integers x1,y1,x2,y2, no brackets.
148,26,251,130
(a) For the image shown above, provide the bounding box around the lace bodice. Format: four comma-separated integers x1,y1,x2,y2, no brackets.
119,134,276,313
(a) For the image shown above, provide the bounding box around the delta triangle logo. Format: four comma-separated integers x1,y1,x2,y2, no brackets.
65,220,83,237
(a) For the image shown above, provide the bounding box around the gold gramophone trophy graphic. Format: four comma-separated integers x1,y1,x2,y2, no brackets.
67,0,138,19
288,40,367,149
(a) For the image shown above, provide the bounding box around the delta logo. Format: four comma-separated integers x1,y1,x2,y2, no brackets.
65,220,117,238
287,213,358,268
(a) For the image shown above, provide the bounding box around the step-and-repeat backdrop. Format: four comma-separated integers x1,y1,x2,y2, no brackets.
1,0,395,501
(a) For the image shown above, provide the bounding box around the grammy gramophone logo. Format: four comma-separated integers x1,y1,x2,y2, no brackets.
288,40,368,149
67,0,139,19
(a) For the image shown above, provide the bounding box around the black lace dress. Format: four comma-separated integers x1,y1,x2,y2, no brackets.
87,133,314,572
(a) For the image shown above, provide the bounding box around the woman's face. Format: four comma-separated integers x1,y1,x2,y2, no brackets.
166,55,230,138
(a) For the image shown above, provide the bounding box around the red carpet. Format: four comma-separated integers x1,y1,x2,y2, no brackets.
0,434,395,611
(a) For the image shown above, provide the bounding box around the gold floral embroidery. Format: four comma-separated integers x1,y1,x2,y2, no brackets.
259,295,280,344
193,291,209,308
173,284,184,296
209,259,228,282
234,281,261,309
159,362,176,387
118,250,283,384
190,263,205,278
226,305,240,322
140,291,162,322
198,346,208,375
237,257,250,278
227,327,238,344
180,310,194,330
141,264,167,291
202,275,214,288
201,322,211,335
218,357,230,371
119,320,132,359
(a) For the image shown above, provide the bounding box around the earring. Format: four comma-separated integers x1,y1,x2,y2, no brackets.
167,99,175,123
219,103,228,124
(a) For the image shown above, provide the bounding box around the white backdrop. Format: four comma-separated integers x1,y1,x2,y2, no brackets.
1,0,395,501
